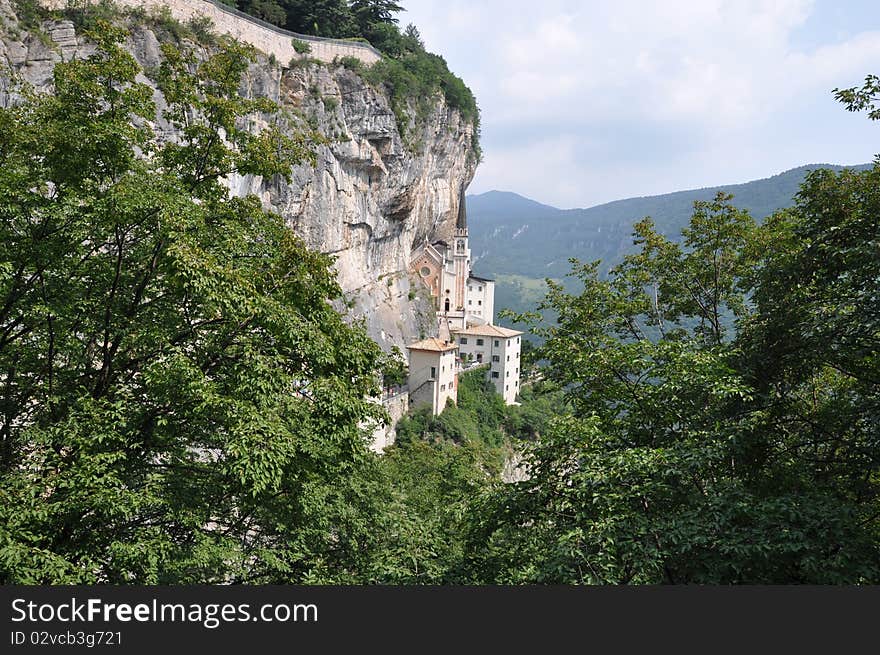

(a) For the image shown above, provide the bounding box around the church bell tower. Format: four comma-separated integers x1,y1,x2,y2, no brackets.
452,187,470,313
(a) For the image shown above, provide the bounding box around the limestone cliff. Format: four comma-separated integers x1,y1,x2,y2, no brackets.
0,3,478,352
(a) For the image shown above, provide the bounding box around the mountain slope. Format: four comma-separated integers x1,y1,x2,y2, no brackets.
468,163,873,323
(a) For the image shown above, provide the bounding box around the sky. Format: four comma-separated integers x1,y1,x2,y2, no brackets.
400,0,880,209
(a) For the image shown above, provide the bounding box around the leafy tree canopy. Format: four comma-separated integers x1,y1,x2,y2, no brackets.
467,171,880,583
0,24,390,584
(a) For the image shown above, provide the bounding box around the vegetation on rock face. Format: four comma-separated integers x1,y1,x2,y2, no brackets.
227,0,481,157
372,369,565,583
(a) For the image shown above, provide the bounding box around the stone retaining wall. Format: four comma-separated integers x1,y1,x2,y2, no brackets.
40,0,382,65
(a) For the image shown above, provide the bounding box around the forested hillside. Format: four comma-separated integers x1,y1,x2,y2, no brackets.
468,163,872,324
469,163,872,279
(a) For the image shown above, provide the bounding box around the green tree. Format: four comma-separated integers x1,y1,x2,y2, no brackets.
370,438,497,583
278,0,356,37
381,346,408,389
834,74,880,122
465,188,880,584
350,0,403,39
239,0,287,26
0,25,387,583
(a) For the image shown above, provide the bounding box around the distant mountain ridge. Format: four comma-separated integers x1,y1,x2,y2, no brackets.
468,163,872,281
467,163,873,325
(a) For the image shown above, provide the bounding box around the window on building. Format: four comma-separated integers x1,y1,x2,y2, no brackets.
515,380,518,387
430,367,436,379
468,300,472,305
468,285,473,291
476,338,484,346
476,354,483,363
478,286,483,292
441,366,444,372
506,371,509,377
506,385,509,391
491,372,499,379
517,337,520,344
492,355,500,362
459,337,468,344
478,300,482,306
516,367,519,374
506,355,509,361
494,339,499,347
507,339,511,346
440,384,445,391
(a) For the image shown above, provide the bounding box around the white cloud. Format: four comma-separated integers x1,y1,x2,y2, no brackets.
402,0,880,207
475,135,584,206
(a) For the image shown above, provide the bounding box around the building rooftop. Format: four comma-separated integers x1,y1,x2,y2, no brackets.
407,337,459,353
468,273,495,283
456,186,468,229
452,324,523,338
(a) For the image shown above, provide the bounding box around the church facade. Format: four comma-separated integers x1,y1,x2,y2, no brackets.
404,189,523,414
409,191,495,331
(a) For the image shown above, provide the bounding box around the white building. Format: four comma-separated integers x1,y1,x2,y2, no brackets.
409,189,495,331
452,324,523,405
406,186,523,411
465,274,494,326
406,337,459,415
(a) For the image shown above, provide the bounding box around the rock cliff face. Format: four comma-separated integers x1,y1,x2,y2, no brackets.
0,3,478,351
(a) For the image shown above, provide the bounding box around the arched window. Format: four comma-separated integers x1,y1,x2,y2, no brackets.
444,298,450,312
457,240,464,252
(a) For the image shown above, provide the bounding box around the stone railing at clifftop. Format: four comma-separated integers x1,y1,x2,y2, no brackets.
39,0,383,65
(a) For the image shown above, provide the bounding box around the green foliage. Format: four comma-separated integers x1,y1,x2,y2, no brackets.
369,438,497,583
288,56,322,70
834,74,880,122
468,171,880,583
224,1,480,154
336,55,364,72
240,0,287,27
186,16,217,44
10,0,49,31
350,0,403,33
395,370,512,449
380,347,408,389
62,0,124,32
291,38,312,54
502,382,564,441
0,25,386,584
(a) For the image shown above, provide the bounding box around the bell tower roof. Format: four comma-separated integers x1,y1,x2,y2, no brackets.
456,187,467,230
